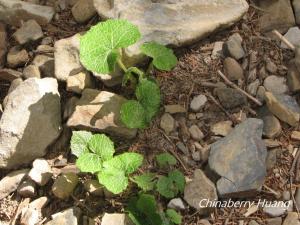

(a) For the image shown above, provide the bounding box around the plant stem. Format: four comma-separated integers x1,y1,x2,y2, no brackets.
117,58,128,73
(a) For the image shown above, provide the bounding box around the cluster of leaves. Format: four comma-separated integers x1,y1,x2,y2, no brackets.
127,193,182,225
71,131,143,194
79,19,177,129
132,153,185,199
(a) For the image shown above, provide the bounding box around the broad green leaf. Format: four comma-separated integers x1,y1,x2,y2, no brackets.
156,176,177,199
169,170,185,193
76,153,102,173
156,153,177,167
136,194,157,214
97,167,128,194
103,152,143,175
88,134,114,161
132,173,156,191
80,19,141,73
140,42,177,71
70,131,92,157
136,79,161,122
166,209,182,225
120,100,147,128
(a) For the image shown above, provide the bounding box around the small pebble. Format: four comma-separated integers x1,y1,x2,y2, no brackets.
190,94,207,112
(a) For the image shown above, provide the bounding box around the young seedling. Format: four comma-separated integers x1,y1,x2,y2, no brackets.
79,19,177,129
71,131,143,194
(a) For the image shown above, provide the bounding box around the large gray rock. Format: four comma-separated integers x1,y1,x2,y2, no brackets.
0,0,55,26
93,0,248,64
208,118,267,197
67,89,137,139
101,213,133,225
0,78,61,168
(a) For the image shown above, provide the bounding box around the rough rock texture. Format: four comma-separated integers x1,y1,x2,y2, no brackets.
52,173,78,199
257,0,295,33
94,0,249,64
71,0,96,23
282,212,300,225
13,19,43,44
54,34,83,81
0,0,55,26
293,0,300,25
0,169,29,200
67,89,137,139
184,169,218,213
215,87,247,109
101,213,133,225
66,71,94,94
28,159,52,186
0,78,61,169
265,92,300,127
0,22,7,67
7,47,29,68
208,118,267,197
45,207,81,225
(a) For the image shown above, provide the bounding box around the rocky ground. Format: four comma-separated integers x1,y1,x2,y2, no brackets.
1,0,300,225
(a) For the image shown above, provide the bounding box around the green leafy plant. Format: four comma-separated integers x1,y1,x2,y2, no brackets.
127,194,182,225
132,153,185,199
79,19,177,129
71,131,143,194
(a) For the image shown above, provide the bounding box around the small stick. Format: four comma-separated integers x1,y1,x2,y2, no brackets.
272,30,295,51
217,70,263,106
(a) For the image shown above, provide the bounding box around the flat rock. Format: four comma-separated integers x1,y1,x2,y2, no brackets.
215,87,247,109
210,120,233,137
190,94,207,112
0,68,22,82
223,33,245,60
13,19,43,44
257,0,295,33
208,118,267,197
45,207,81,225
94,0,248,64
224,57,244,81
0,169,29,200
72,0,96,23
263,75,288,94
66,71,94,94
282,212,300,225
184,169,218,214
7,47,29,68
266,217,282,225
0,0,55,26
287,61,300,92
263,201,290,217
293,0,300,25
167,198,186,210
265,92,300,127
54,34,83,81
52,173,78,199
164,104,186,114
67,89,137,139
0,22,7,67
28,159,52,186
160,113,175,134
0,78,61,168
101,213,133,225
281,27,300,49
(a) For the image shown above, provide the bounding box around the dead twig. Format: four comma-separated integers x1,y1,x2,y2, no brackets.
272,30,295,51
217,70,263,106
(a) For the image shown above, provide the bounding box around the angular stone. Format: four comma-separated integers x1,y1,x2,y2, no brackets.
45,207,81,225
28,159,52,186
7,47,29,68
101,213,133,225
83,179,103,196
287,61,300,92
257,0,295,33
262,115,281,139
265,92,300,127
264,75,288,94
0,0,55,26
247,79,260,96
291,131,300,141
224,57,244,81
0,78,61,168
23,65,41,79
2,78,23,108
0,68,22,82
208,118,267,197
32,55,54,78
281,27,300,49
54,34,83,81
13,20,43,44
52,173,78,199
215,87,247,109
94,0,248,64
293,0,300,25
0,169,29,200
0,22,7,67
211,41,224,59
283,212,300,225
67,89,137,139
71,0,96,23
224,33,245,60
66,71,94,94
167,198,186,210
184,169,218,214
160,113,175,134
211,120,233,137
